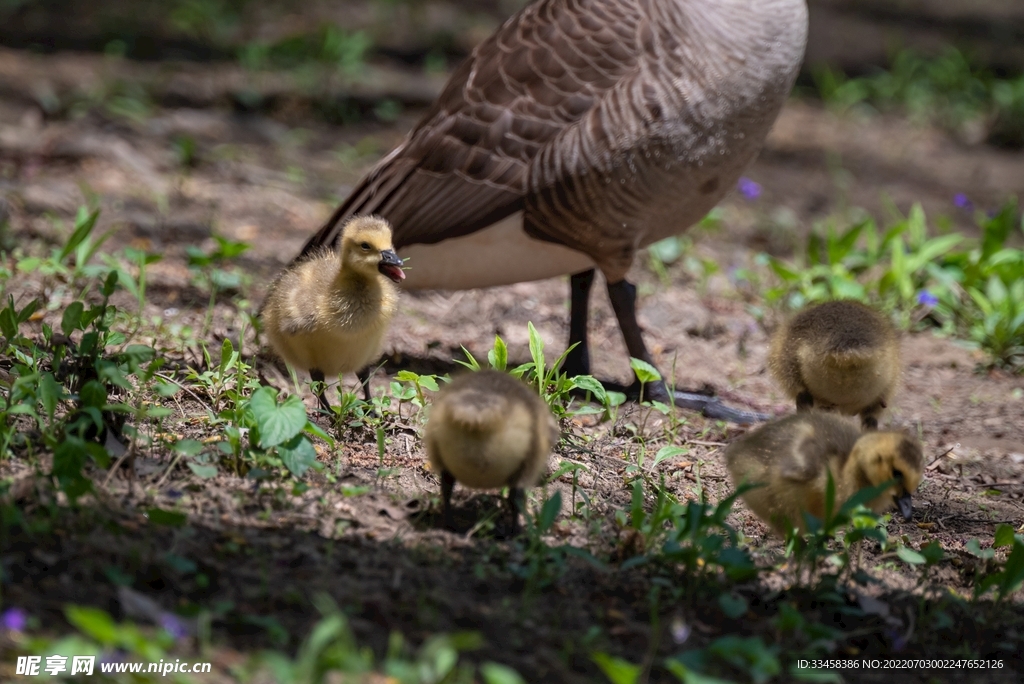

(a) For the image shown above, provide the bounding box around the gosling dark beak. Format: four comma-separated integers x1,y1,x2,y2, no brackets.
378,249,405,283
896,491,913,521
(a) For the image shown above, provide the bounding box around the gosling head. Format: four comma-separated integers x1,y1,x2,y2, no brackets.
339,216,405,283
849,431,924,520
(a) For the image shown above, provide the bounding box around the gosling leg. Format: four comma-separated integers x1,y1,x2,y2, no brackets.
605,279,769,425
440,469,456,530
508,486,526,537
310,368,331,413
860,399,886,431
795,390,814,412
356,366,372,403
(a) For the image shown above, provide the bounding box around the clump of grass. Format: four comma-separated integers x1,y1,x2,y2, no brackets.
811,48,1024,147
764,199,1024,370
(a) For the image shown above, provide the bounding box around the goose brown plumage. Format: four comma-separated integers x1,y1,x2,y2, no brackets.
298,0,808,423
768,300,901,430
262,216,405,410
724,411,924,535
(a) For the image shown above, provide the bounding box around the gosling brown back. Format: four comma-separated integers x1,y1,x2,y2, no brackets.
725,411,923,534
261,216,403,409
426,370,559,534
769,300,900,429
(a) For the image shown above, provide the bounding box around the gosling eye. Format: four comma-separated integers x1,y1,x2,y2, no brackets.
892,468,904,481
360,242,372,251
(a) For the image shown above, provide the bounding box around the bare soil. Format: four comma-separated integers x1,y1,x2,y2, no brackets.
1,32,1024,683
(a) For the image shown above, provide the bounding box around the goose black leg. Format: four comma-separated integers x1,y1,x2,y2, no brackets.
310,368,331,413
605,278,769,425
561,269,595,378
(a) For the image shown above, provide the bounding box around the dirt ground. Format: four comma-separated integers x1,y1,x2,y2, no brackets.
2,30,1024,683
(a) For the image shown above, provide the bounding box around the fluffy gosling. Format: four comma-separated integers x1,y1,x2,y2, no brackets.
425,370,559,534
261,216,405,410
724,411,923,535
769,299,900,429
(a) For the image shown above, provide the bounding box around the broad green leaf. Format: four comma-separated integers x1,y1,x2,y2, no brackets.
897,547,926,565
219,338,236,374
59,207,100,262
78,378,108,405
146,508,187,527
53,437,92,502
277,434,318,478
717,593,748,619
61,301,85,336
653,445,689,468
489,334,508,371
538,490,562,533
173,439,204,456
65,605,118,645
38,372,61,421
790,667,842,683
591,652,641,684
994,523,1017,548
664,659,735,684
187,463,218,479
997,540,1024,598
572,375,607,402
0,300,18,339
649,236,683,265
966,538,995,559
480,662,526,684
248,386,307,448
629,358,661,384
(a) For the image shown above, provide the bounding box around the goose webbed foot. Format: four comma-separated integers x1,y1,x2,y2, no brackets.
604,277,769,425
636,379,770,425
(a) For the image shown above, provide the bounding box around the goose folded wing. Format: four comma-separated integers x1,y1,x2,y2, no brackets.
298,0,644,256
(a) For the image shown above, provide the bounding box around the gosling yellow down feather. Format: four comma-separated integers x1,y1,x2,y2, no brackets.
425,370,560,533
724,411,923,535
261,216,405,410
769,300,900,429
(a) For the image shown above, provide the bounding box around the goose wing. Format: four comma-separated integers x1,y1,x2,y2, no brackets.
299,0,646,256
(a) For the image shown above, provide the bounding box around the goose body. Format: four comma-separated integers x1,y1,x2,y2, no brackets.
301,0,809,420
724,412,924,535
769,300,901,429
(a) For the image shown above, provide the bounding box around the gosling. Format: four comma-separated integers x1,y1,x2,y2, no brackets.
724,411,923,535
261,216,405,411
425,370,560,534
769,300,900,429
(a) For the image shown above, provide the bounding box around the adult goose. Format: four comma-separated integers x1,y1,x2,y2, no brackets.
298,0,809,423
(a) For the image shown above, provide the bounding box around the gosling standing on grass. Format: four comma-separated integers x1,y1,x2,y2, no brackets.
426,370,560,534
261,216,405,410
724,411,923,535
769,300,900,429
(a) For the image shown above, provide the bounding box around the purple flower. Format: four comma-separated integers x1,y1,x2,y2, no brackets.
886,628,908,652
953,193,973,212
2,607,27,632
159,613,190,641
670,616,691,644
737,177,761,201
99,650,127,665
917,290,938,307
